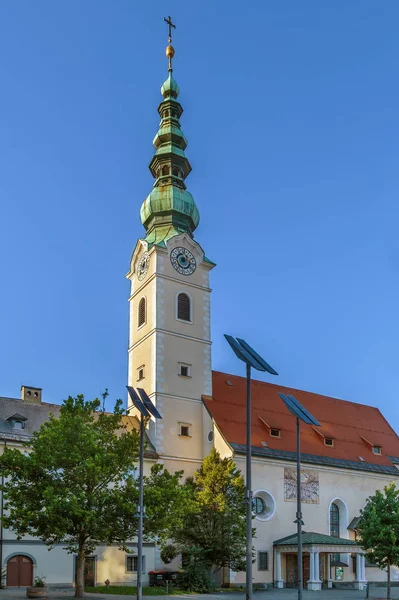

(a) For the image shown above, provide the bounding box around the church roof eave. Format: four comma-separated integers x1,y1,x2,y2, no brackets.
273,532,359,547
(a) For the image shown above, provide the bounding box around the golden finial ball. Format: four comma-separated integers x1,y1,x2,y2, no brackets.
166,45,175,59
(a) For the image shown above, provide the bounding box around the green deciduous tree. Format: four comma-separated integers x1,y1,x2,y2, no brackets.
357,483,399,599
0,395,185,598
164,448,247,586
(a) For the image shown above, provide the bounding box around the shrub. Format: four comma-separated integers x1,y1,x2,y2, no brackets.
178,547,216,593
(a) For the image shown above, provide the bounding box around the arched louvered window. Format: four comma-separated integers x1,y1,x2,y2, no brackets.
138,297,146,327
177,293,191,322
162,166,169,176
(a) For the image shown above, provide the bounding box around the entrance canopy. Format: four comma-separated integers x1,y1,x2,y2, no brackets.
274,531,362,554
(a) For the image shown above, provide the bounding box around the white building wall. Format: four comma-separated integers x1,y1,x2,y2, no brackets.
2,543,156,587
227,453,399,586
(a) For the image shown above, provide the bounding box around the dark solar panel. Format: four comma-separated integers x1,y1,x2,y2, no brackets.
224,335,265,371
137,388,162,420
279,393,320,426
287,394,320,426
236,338,278,375
126,386,151,418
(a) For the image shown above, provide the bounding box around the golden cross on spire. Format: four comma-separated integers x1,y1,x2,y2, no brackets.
164,16,176,72
164,15,176,43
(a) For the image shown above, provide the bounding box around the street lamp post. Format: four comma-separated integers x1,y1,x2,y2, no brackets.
278,393,320,600
127,386,162,600
224,336,278,600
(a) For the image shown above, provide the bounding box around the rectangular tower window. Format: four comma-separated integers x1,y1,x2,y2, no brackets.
137,366,145,381
373,446,382,455
179,363,192,377
324,438,334,447
179,423,191,437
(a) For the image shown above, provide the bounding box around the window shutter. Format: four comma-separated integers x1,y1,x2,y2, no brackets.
177,293,190,321
138,298,146,327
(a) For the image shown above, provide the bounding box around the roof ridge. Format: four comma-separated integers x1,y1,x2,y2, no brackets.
212,370,382,410
0,396,61,409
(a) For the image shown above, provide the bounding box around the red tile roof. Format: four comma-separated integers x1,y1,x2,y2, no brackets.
204,371,399,467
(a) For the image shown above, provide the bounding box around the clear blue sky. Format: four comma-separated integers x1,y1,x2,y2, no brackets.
1,1,398,427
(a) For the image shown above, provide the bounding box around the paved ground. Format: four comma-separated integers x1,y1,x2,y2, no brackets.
0,589,397,600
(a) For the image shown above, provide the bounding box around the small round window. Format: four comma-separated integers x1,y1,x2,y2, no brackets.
252,490,276,521
207,431,214,443
252,496,265,515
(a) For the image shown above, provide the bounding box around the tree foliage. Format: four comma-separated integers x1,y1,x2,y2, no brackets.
164,448,247,584
0,394,184,598
357,483,399,599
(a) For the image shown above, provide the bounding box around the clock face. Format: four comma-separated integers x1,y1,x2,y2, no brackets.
170,247,196,276
137,252,150,281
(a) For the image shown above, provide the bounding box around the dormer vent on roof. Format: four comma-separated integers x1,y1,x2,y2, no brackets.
312,426,335,447
21,385,42,405
360,435,383,455
7,413,28,430
258,415,281,438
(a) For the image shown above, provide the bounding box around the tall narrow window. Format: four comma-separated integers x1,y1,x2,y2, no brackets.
257,551,269,571
330,503,340,537
177,293,191,322
138,297,146,327
330,502,340,565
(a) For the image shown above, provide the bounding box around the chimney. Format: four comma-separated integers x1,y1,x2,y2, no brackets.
21,386,42,405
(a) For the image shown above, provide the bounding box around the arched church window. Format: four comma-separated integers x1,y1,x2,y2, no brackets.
162,166,169,176
172,167,179,177
138,297,146,327
177,293,191,322
330,502,340,565
330,503,340,537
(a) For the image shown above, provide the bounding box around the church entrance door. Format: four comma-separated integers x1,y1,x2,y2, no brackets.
285,554,309,588
6,555,33,587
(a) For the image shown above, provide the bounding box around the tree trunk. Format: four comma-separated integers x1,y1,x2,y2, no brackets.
75,545,86,598
387,560,391,600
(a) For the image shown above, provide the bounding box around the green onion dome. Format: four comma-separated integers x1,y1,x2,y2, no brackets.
140,186,199,234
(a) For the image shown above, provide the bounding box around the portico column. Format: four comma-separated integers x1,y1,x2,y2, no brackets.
327,554,332,589
309,551,315,581
356,553,361,578
314,551,320,581
276,551,283,588
361,554,367,582
308,551,322,591
354,553,363,590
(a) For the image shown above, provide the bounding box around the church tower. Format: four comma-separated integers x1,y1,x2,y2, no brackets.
126,20,215,474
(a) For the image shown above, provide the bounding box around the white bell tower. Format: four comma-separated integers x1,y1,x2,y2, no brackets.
126,33,215,475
